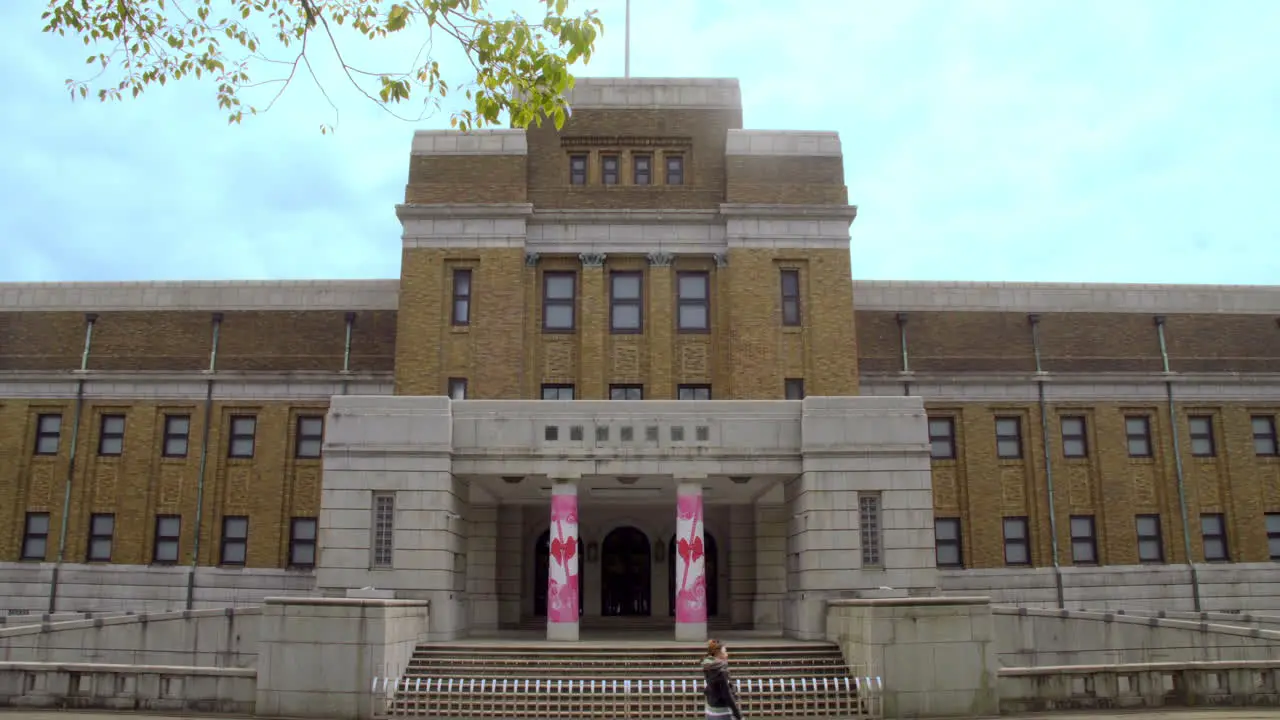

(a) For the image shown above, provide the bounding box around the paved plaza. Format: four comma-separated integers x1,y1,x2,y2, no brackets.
4,710,1280,720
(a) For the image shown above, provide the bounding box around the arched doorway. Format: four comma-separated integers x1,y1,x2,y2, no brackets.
534,530,583,617
669,532,718,617
601,526,652,616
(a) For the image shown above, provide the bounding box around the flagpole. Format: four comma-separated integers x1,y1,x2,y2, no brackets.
624,0,631,78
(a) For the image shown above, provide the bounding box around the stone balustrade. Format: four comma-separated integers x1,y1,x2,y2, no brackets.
0,660,255,713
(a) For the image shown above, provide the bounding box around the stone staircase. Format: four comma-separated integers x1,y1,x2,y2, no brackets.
380,640,879,719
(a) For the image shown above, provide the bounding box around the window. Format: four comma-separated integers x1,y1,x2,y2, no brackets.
153,515,181,564
934,518,963,568
995,417,1022,459
610,271,642,333
21,512,50,561
568,154,587,185
633,154,651,185
678,384,712,401
1253,416,1278,456
610,385,643,400
859,494,882,567
676,271,709,332
34,414,61,455
162,415,190,458
228,415,256,458
928,417,956,459
1201,513,1229,562
542,384,575,401
665,155,684,185
780,269,801,326
289,517,318,568
98,414,125,456
1136,514,1164,563
86,513,114,562
1069,515,1097,564
1188,415,1215,457
296,416,324,459
448,378,467,400
1060,416,1088,458
451,269,472,326
601,155,619,185
1125,416,1152,457
1267,514,1280,560
784,378,805,400
1003,517,1030,566
220,515,248,565
543,272,576,332
372,493,395,569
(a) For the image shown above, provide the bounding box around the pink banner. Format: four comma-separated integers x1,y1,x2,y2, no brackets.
547,493,579,624
675,492,707,624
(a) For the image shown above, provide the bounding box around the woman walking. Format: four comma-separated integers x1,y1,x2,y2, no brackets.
701,639,743,720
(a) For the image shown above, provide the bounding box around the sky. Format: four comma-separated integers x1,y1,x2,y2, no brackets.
1,0,1278,285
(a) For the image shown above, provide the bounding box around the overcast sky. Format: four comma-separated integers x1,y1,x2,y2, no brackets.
2,0,1277,285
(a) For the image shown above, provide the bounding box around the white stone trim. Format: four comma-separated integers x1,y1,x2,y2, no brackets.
726,130,841,157
0,371,393,401
564,77,741,110
0,280,399,312
853,280,1280,314
411,129,527,155
526,211,726,255
862,371,1280,403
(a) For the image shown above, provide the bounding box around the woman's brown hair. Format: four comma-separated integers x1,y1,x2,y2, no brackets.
706,638,724,657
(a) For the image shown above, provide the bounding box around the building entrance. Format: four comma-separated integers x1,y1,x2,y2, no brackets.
600,526,652,616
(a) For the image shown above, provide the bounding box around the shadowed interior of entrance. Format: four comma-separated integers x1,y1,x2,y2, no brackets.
601,526,652,616
534,531,583,617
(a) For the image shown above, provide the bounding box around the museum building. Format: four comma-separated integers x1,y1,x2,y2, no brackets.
2,77,1280,640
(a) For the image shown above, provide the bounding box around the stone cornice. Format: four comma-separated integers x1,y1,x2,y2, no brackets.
529,209,721,224
863,371,1280,386
395,203,534,220
720,203,859,221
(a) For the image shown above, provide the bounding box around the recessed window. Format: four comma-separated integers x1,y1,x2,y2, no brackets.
448,378,468,400
228,415,257,459
1136,514,1164,563
1069,515,1097,564
677,384,711,401
220,515,248,566
671,425,685,442
620,426,634,442
934,518,963,568
543,272,577,332
1060,416,1087,458
676,271,709,332
784,378,805,400
34,413,61,456
542,384,575,401
610,385,643,400
780,269,801,326
859,494,882,567
569,154,587,185
610,271,642,333
601,155,619,185
665,155,684,185
21,512,50,561
162,415,191,458
296,416,324,459
451,269,472,326
1125,416,1152,458
87,513,114,562
928,417,956,460
1201,513,1229,562
633,154,651,185
372,493,395,569
995,416,1022,459
1252,416,1278,456
1003,517,1030,566
289,517,318,568
1266,513,1280,561
153,515,181,565
1188,415,1215,457
97,414,126,456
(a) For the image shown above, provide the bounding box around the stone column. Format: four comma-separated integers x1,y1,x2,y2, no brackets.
674,480,708,641
579,252,607,399
547,479,581,641
647,252,674,399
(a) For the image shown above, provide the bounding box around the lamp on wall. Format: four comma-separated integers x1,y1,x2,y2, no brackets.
654,539,666,562
586,542,598,562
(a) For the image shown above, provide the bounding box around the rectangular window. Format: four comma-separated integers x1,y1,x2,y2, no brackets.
784,378,805,400
541,384,575,401
296,416,324,459
995,416,1023,459
780,269,801,326
289,517,318,568
678,384,712,401
1267,513,1280,561
448,378,467,400
1201,513,1229,562
1060,416,1088,458
1069,515,1098,564
153,514,181,565
543,272,577,332
220,515,248,566
1188,415,1216,457
162,414,191,458
1125,416,1152,457
601,154,619,185
609,384,643,400
1253,416,1278,456
228,415,256,459
928,417,956,459
451,269,472,326
34,413,61,456
633,154,651,185
1003,517,1030,566
372,492,395,569
676,271,710,332
934,517,963,568
610,271,643,333
569,154,587,185
1136,514,1164,563
21,512,50,561
665,155,684,185
98,414,126,456
859,494,882,567
87,513,114,562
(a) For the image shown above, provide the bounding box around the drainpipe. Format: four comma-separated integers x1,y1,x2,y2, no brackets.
1029,314,1065,608
1156,315,1201,611
48,313,98,612
187,312,222,610
341,311,355,395
896,312,911,396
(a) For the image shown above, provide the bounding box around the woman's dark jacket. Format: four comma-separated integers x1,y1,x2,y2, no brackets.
701,656,742,717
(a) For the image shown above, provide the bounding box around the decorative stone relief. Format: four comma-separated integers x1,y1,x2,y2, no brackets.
647,251,674,267
713,253,729,268
579,252,607,268
524,252,541,267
